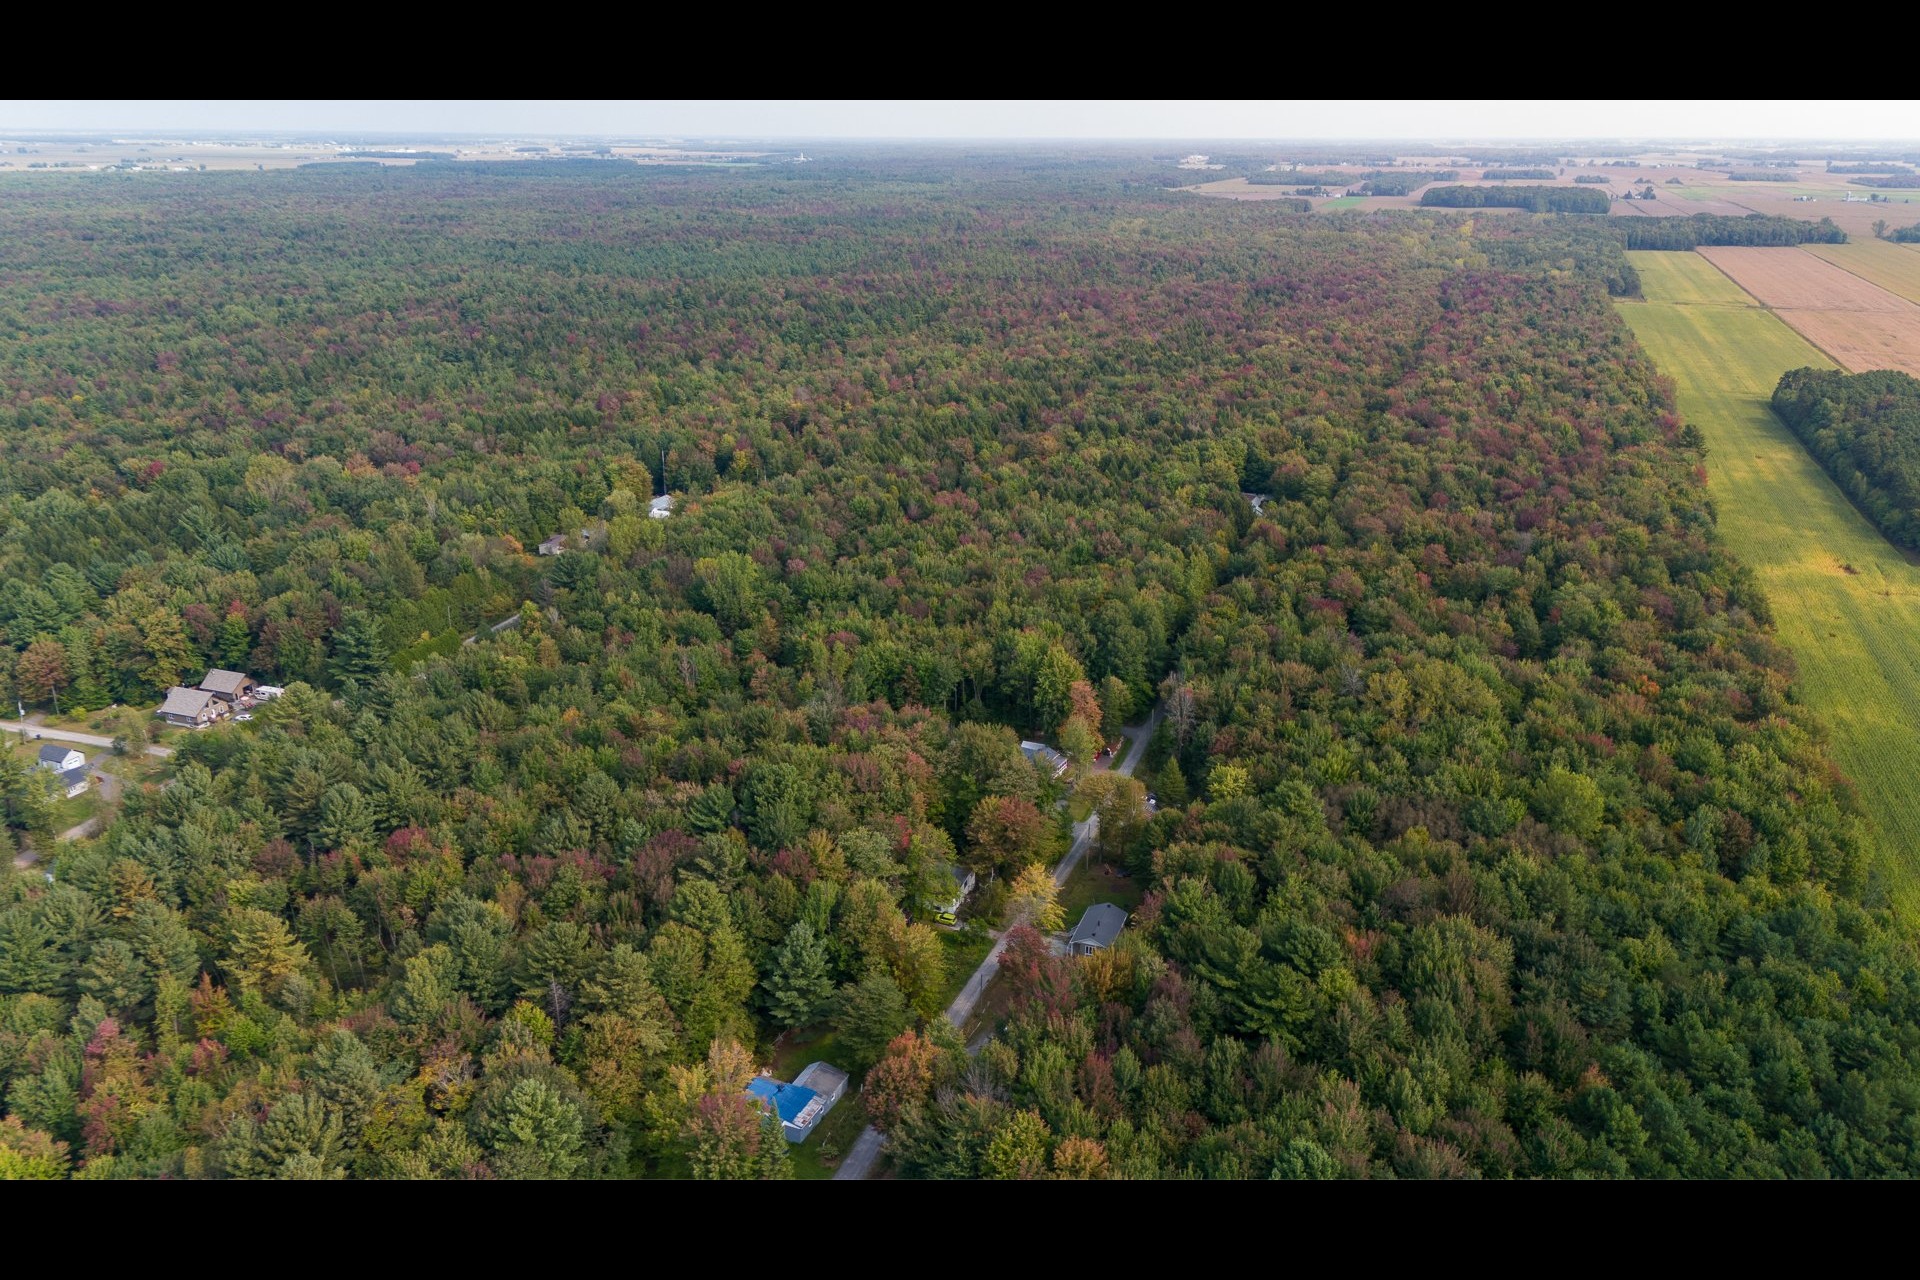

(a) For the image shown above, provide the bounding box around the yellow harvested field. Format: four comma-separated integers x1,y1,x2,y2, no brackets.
1698,246,1920,377
1805,240,1920,307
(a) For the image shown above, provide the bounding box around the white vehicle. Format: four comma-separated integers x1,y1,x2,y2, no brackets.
253,685,285,699
234,713,253,722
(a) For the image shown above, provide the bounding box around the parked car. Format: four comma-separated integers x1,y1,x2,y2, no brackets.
934,909,958,926
234,713,253,722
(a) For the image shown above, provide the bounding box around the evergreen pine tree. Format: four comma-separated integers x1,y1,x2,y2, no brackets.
328,611,389,688
763,920,835,1028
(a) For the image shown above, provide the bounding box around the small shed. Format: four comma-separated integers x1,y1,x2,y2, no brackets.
1067,903,1129,956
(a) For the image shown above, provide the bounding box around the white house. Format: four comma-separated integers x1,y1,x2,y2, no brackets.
56,767,90,799
36,744,85,774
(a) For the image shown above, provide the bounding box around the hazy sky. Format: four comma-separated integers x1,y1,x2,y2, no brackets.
2,100,1916,140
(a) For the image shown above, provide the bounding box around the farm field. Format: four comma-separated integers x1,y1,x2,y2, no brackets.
1806,239,1920,307
1698,246,1920,378
1621,250,1920,909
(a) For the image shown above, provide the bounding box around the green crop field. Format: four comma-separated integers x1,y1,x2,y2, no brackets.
1806,239,1920,306
1632,249,1755,305
1621,249,1920,910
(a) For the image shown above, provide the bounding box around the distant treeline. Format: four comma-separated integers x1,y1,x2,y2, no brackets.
1246,168,1466,196
1573,174,1612,184
342,151,457,162
1773,368,1920,550
1421,185,1608,213
1889,225,1920,243
1829,162,1912,174
1614,213,1847,250
1357,170,1456,195
1244,171,1350,186
1481,167,1556,180
1727,172,1797,182
1852,175,1920,189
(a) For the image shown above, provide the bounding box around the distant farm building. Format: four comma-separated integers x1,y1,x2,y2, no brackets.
745,1062,849,1142
1067,903,1128,956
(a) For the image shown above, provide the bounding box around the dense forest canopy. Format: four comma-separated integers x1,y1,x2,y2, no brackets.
1772,368,1920,550
1421,186,1610,214
0,159,1915,1181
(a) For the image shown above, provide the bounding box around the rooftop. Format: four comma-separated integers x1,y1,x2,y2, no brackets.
200,668,252,694
746,1075,818,1125
1068,903,1129,950
38,744,77,764
158,686,217,717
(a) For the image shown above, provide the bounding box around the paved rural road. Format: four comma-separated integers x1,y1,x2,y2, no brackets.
0,721,173,759
833,702,1163,1181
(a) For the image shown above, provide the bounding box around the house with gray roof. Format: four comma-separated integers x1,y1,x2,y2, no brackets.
56,766,90,799
1067,903,1128,956
198,669,256,705
37,744,85,774
157,686,220,728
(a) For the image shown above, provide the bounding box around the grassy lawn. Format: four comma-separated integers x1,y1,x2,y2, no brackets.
1058,856,1146,928
1621,250,1920,911
47,789,102,833
1317,196,1364,210
788,1090,869,1180
935,927,994,1010
1805,240,1920,306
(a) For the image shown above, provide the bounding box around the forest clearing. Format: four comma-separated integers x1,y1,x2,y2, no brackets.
1623,250,1920,908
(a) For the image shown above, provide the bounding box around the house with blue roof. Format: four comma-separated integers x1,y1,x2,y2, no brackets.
745,1061,849,1142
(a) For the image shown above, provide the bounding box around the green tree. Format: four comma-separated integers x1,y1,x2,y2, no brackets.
486,1077,587,1179
328,611,389,688
694,551,764,634
762,920,835,1028
835,971,911,1070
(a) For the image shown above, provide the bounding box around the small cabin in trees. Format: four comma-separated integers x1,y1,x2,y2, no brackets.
649,493,674,520
932,863,977,920
537,534,568,555
1020,740,1070,778
1067,903,1128,956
